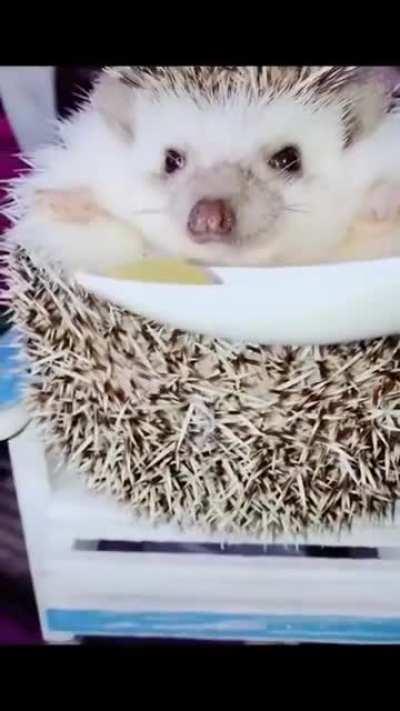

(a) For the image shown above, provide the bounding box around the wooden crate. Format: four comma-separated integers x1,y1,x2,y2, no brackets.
8,421,400,644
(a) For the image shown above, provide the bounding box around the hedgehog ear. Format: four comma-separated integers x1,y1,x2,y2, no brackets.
341,67,399,147
92,71,134,141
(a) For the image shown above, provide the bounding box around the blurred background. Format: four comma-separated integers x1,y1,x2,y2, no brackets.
0,66,102,644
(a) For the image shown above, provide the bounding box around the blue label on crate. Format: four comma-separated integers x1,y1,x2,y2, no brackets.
46,609,400,643
0,328,26,407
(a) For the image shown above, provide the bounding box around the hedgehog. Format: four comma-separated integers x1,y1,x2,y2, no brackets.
6,67,400,538
4,65,400,274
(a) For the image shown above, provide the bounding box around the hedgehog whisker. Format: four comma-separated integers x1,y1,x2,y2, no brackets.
130,208,167,215
284,204,310,215
275,160,302,179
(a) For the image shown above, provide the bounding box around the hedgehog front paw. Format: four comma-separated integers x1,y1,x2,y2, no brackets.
364,183,400,222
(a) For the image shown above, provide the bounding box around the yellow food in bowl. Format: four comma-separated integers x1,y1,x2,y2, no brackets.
108,259,214,285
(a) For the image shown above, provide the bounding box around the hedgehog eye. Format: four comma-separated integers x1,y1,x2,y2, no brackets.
268,146,301,175
164,149,186,175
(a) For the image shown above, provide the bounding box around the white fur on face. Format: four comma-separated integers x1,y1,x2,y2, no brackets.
6,84,400,272
110,92,371,265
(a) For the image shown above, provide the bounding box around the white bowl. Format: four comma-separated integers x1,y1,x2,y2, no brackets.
75,257,400,346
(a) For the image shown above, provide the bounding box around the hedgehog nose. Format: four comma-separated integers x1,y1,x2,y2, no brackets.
188,199,236,243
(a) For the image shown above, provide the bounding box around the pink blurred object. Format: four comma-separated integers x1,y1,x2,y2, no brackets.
0,114,28,235
0,113,30,306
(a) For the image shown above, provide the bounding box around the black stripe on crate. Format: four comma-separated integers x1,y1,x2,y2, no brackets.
73,540,379,559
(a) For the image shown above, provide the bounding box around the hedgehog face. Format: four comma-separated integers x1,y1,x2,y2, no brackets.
114,90,360,266
13,67,397,273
